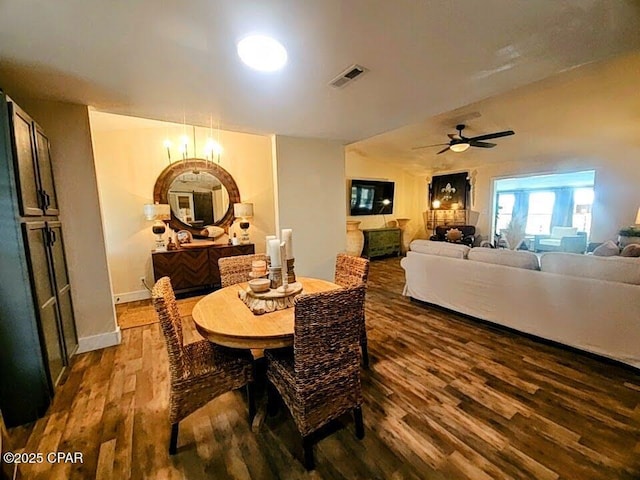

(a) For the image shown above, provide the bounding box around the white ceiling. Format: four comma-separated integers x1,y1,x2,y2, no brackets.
1,0,639,145
349,50,640,175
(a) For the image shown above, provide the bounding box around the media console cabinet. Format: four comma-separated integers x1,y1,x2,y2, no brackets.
362,227,402,259
152,243,255,294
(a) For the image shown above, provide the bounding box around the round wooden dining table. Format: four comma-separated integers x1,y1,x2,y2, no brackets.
192,277,341,349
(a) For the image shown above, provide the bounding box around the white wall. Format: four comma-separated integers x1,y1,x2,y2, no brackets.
346,155,427,242
431,150,640,245
17,99,119,350
90,112,275,300
273,136,346,280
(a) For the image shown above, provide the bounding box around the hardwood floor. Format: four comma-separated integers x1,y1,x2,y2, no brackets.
8,258,640,479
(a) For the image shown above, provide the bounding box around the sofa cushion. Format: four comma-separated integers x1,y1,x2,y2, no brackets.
540,252,640,285
409,239,470,259
621,244,640,257
593,240,620,257
550,226,578,238
538,238,562,247
468,248,539,270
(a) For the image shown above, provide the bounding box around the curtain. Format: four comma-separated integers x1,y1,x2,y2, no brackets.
551,188,574,227
512,191,529,224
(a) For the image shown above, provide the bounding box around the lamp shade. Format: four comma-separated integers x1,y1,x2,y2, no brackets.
234,202,254,219
636,207,640,225
143,203,170,221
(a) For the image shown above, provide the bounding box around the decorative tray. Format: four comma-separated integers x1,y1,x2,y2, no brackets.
238,282,303,315
180,240,216,249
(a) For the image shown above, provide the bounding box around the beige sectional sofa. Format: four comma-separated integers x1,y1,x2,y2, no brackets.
401,240,640,368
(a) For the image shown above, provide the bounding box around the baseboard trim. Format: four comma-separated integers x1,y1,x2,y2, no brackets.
77,327,122,353
113,289,150,304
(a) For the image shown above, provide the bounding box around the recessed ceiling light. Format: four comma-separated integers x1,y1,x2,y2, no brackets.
237,35,287,72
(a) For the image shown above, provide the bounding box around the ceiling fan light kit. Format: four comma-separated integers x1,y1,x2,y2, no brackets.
413,124,515,154
449,143,470,153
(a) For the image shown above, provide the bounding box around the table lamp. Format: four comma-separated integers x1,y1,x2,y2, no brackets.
144,203,171,251
233,202,254,244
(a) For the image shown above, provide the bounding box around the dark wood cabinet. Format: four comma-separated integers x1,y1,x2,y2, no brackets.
152,244,255,294
7,101,58,217
23,222,66,387
0,92,77,427
34,125,59,216
47,221,78,357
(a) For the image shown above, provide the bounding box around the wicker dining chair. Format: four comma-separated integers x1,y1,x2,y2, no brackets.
334,253,370,366
151,277,254,455
265,285,367,470
219,253,267,287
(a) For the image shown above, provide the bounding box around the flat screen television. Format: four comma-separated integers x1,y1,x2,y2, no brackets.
350,179,395,216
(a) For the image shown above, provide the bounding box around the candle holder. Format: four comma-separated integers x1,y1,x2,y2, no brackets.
268,266,283,290
277,242,293,293
286,258,296,283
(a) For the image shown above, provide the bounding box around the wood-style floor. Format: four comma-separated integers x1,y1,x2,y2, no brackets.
9,258,640,479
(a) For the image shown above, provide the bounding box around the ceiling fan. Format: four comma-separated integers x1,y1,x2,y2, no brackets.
413,124,515,154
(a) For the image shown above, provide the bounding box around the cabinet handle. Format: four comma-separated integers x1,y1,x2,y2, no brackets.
45,226,56,246
44,191,50,210
39,190,47,210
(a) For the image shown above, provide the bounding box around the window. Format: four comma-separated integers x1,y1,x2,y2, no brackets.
495,193,515,233
492,170,595,240
526,191,555,235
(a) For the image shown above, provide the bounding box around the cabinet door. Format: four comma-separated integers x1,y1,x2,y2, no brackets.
47,222,77,358
34,126,59,216
23,222,65,387
152,249,212,291
9,103,43,216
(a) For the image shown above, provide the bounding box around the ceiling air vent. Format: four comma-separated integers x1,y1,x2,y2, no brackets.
329,64,367,88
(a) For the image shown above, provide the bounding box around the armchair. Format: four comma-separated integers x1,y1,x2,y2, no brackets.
430,225,476,247
534,227,587,253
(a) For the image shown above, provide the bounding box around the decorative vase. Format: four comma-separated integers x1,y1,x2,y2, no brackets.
395,218,411,254
346,221,365,257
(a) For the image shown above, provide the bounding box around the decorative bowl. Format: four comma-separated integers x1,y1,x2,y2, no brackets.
248,278,271,293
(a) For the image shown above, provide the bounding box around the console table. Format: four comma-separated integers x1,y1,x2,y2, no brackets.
362,227,401,259
152,243,254,294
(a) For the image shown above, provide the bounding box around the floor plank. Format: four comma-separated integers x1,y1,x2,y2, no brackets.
8,257,640,479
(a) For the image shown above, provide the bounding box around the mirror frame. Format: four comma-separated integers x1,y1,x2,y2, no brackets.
153,158,240,236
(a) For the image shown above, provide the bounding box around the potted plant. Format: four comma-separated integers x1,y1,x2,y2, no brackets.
618,226,640,248
502,215,527,250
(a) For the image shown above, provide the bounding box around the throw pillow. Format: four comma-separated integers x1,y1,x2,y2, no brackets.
621,244,640,257
593,240,620,257
446,228,462,243
201,225,225,239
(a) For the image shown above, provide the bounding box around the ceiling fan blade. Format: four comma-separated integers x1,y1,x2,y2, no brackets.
469,141,496,148
436,146,450,155
447,133,458,140
468,130,515,142
411,143,450,150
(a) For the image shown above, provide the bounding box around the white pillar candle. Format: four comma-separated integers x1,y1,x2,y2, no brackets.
265,235,277,259
268,238,282,267
281,228,293,259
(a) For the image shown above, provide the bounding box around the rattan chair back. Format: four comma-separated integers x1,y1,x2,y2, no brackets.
152,276,187,380
334,253,370,287
219,253,267,287
293,285,366,396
